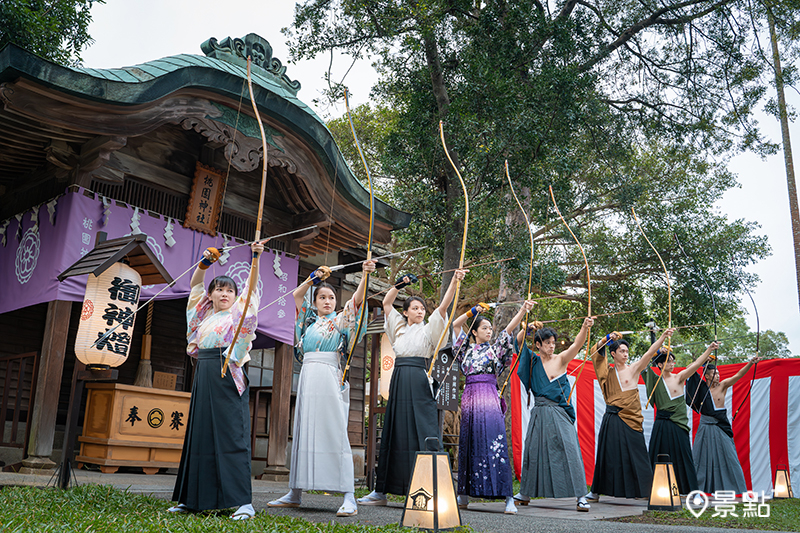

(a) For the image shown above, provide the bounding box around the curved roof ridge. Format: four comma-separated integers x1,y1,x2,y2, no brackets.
0,37,410,230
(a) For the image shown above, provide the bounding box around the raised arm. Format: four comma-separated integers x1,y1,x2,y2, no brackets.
592,331,621,358
294,265,332,313
631,327,675,376
435,269,468,318
190,247,221,288
517,320,543,346
558,316,595,363
720,355,761,390
677,341,719,382
504,300,536,335
517,326,525,346
352,260,377,309
382,272,417,316
455,302,491,332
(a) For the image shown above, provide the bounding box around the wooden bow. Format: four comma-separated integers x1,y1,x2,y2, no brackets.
631,207,671,407
221,56,268,377
674,233,718,407
549,186,591,404
500,160,534,396
429,121,469,376
732,261,760,421
341,88,374,386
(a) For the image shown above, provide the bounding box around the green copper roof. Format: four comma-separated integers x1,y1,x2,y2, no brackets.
0,34,410,230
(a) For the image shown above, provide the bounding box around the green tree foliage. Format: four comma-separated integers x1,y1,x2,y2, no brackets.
0,0,104,66
671,315,792,365
292,1,794,347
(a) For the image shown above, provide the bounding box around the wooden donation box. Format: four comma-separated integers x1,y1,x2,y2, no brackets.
77,383,190,474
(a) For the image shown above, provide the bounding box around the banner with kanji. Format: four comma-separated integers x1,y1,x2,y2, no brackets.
0,189,298,345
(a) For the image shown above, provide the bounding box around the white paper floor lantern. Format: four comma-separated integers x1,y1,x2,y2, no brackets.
75,262,141,369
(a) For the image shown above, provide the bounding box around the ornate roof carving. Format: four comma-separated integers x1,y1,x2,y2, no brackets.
201,33,301,95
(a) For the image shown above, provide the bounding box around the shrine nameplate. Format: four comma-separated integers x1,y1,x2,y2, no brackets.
184,162,226,236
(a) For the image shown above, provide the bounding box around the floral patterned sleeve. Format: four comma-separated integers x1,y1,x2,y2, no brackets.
336,297,363,351
225,275,260,367
495,329,515,369
186,283,212,357
295,302,314,345
453,328,468,363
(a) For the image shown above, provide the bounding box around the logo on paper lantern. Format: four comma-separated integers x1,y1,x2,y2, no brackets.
81,300,94,321
74,262,141,369
382,356,394,371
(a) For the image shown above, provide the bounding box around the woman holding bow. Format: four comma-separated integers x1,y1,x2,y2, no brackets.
268,260,376,517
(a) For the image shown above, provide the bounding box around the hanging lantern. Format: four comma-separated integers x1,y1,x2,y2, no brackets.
401,437,460,531
648,454,682,511
75,262,141,370
379,333,395,400
774,465,794,499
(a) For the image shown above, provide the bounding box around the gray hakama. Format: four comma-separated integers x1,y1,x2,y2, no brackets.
693,414,747,494
289,351,354,492
520,396,586,498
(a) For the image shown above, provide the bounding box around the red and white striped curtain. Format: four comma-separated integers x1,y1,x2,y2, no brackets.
510,357,800,494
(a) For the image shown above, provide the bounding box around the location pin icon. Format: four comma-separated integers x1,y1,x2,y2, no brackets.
685,490,709,518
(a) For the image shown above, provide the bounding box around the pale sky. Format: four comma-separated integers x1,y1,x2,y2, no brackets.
80,1,800,354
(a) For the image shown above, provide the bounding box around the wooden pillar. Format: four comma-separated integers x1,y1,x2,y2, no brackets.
262,340,293,480
366,319,382,489
21,300,72,473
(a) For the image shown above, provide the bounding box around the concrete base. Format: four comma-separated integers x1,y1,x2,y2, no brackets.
259,465,290,481
18,456,57,475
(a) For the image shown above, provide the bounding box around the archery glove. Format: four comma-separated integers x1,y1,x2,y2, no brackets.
394,273,418,290
199,247,221,270
309,265,332,286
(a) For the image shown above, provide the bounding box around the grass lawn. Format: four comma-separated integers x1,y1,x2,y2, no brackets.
0,484,474,533
607,498,800,531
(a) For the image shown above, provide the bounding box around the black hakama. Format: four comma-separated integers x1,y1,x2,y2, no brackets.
648,410,698,494
374,357,440,496
172,348,252,510
590,405,653,498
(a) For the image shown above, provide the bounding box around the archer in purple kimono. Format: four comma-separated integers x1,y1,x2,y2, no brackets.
451,299,534,514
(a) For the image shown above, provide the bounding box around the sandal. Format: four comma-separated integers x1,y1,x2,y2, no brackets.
512,493,530,506
336,504,358,517
457,496,469,509
231,504,255,520
577,500,591,512
357,493,388,506
267,497,300,508
167,503,191,514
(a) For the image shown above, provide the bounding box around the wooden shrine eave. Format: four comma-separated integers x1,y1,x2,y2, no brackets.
58,234,173,286
0,43,410,256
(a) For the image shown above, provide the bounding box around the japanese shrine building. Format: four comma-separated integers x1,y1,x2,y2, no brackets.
0,33,409,477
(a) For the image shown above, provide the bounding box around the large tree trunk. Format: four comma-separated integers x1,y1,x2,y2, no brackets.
423,31,464,302
495,187,532,330
768,8,800,312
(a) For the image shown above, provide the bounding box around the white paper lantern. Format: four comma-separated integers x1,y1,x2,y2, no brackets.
75,262,141,369
379,333,396,401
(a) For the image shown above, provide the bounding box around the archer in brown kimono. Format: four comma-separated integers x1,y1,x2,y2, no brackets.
585,327,674,501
